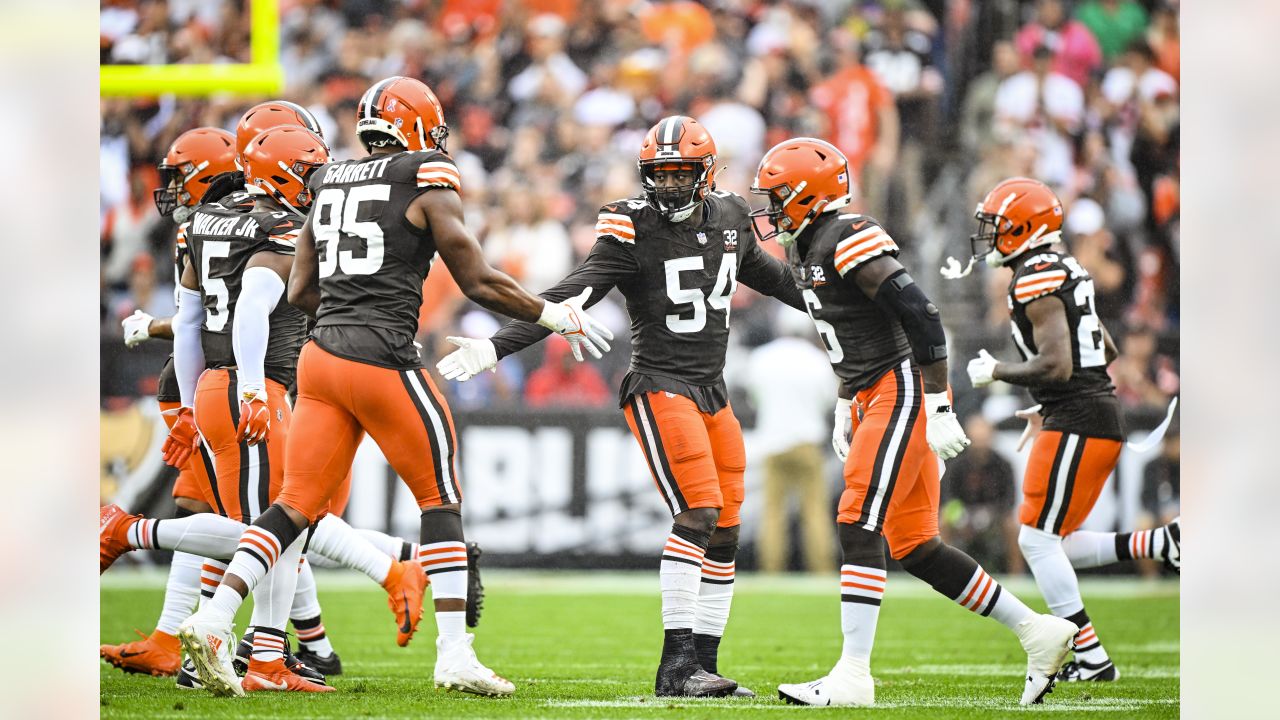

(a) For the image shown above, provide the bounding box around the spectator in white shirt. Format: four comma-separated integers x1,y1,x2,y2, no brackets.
508,14,588,107
743,311,837,573
994,44,1084,189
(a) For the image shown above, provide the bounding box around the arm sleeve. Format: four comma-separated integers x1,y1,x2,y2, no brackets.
231,266,285,395
737,237,806,312
872,268,949,365
489,240,637,360
172,287,206,407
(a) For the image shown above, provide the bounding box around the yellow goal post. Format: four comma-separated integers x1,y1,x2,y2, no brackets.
100,0,283,97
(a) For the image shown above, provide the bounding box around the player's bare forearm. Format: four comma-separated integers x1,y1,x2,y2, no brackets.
148,316,174,341
1102,325,1118,364
287,223,321,318
920,360,948,395
993,296,1073,386
419,190,544,323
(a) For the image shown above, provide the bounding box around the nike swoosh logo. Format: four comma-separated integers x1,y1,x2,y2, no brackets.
1033,262,1052,271
119,650,145,658
851,220,868,231
256,677,289,690
400,591,413,634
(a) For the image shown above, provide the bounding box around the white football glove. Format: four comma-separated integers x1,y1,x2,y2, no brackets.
924,391,970,461
832,397,854,462
122,309,153,349
436,336,497,382
537,287,614,361
967,348,998,388
1014,404,1044,452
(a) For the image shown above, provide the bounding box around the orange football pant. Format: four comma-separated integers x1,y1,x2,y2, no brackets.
1020,430,1122,536
622,391,746,528
838,360,939,560
276,342,460,523
192,369,290,523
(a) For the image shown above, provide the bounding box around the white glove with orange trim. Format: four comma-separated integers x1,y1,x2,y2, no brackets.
236,387,271,446
536,288,614,361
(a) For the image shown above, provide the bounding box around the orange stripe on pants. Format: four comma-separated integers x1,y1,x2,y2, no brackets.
276,342,461,524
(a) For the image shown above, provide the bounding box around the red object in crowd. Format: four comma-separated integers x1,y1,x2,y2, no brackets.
524,336,611,408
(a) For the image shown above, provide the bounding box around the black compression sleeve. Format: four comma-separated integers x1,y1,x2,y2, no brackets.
873,269,947,365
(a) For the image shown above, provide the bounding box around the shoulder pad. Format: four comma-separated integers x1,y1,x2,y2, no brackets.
175,222,190,249
406,150,461,193
709,189,751,216
260,211,303,251
829,214,898,277
595,199,641,245
1012,252,1071,304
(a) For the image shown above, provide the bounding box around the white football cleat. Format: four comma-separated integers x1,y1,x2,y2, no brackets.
434,634,515,697
1016,614,1077,705
177,611,243,698
778,657,874,707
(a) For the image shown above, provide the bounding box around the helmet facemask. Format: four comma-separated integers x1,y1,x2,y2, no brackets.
154,160,208,222
971,207,1011,267
640,159,712,223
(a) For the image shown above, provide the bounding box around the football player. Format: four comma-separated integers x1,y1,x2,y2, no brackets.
100,127,236,679
962,177,1180,682
103,104,429,686
437,115,807,698
751,139,1078,707
176,76,612,699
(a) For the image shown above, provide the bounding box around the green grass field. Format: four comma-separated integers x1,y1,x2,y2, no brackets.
100,571,1178,718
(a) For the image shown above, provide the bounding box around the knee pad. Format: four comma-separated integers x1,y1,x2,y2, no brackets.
838,522,887,568
420,507,464,545
1018,524,1062,560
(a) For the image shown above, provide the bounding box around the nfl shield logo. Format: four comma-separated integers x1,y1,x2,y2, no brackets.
837,172,848,184
696,232,707,245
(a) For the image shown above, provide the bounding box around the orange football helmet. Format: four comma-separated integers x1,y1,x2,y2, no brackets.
972,177,1064,265
241,126,330,215
637,115,718,222
235,100,325,159
154,127,238,221
356,76,449,153
750,137,853,246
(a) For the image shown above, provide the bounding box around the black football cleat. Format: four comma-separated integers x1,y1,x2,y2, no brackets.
1057,659,1119,682
294,646,343,676
655,630,737,697
466,541,484,628
232,633,253,676
175,658,203,690
285,651,329,687
692,632,754,696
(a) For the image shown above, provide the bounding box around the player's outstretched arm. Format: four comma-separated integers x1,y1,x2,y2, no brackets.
985,296,1073,387
737,238,806,312
122,311,174,347
415,189,612,360
287,221,321,318
852,255,969,460
438,242,633,382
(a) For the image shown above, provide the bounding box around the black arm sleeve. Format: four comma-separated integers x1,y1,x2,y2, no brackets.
872,269,948,365
489,239,638,360
737,237,806,312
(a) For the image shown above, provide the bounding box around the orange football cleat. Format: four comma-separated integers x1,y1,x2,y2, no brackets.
100,504,140,573
241,658,334,693
100,629,181,676
383,559,427,647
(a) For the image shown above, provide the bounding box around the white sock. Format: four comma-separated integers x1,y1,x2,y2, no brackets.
357,528,416,561
692,557,735,637
1061,530,1121,568
1116,527,1169,561
248,534,305,665
155,551,203,635
207,528,293,625
198,559,227,607
128,514,243,558
289,558,335,657
435,611,466,642
311,514,393,585
950,565,1036,629
1018,525,1085,617
839,564,884,661
660,530,707,630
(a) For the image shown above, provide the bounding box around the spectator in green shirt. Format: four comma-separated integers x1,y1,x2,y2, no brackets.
1075,0,1150,61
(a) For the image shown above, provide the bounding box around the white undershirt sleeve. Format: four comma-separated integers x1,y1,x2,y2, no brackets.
232,265,286,397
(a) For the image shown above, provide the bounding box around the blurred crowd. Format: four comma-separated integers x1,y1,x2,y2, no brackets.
101,0,1180,565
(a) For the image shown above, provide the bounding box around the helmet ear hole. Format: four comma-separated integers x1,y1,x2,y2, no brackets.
797,195,815,206
1011,224,1024,237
